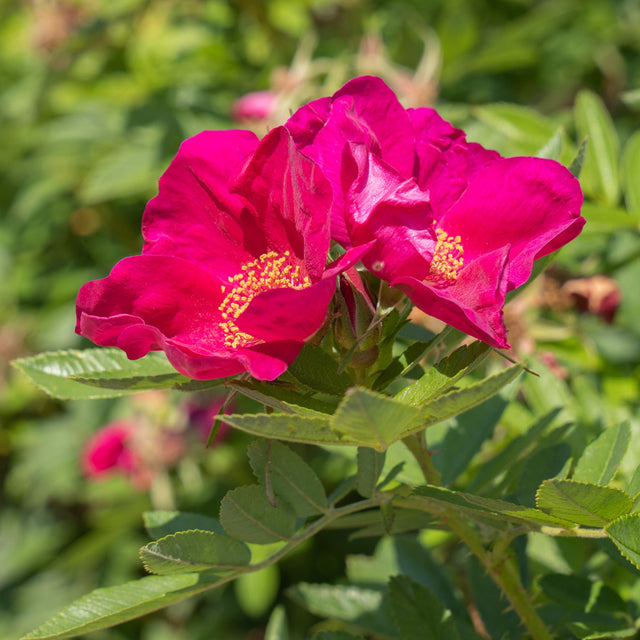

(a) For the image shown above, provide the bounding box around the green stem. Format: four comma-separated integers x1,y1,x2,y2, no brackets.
187,496,386,597
403,433,553,640
402,432,441,486
539,525,608,538
253,495,384,570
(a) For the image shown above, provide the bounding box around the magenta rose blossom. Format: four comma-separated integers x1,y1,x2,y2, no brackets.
286,76,585,348
76,126,367,380
82,421,138,479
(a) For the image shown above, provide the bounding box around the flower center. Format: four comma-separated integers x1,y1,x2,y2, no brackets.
427,228,464,286
218,250,311,348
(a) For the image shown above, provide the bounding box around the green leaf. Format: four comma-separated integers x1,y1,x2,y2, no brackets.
287,583,397,638
469,409,562,493
20,573,221,639
395,341,491,405
311,632,365,640
220,485,297,544
575,90,620,205
627,466,640,501
248,440,327,516
327,508,435,539
287,344,353,395
538,574,627,614
373,339,436,391
356,448,386,498
621,130,640,217
388,576,460,640
230,379,335,416
434,392,508,487
143,511,225,539
569,137,588,178
516,442,571,507
606,514,640,570
345,536,470,628
406,485,575,529
536,127,564,160
79,142,158,204
536,479,632,527
140,530,250,575
473,103,558,153
417,363,524,433
235,565,280,618
330,387,423,451
222,413,339,446
12,348,213,399
265,605,289,640
573,422,630,485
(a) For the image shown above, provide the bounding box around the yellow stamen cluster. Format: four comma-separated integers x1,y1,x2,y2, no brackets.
218,250,311,349
427,228,464,286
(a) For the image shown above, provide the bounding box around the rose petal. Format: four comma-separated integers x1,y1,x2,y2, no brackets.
393,246,511,348
439,156,584,288
142,129,259,275
232,127,332,280
287,76,414,246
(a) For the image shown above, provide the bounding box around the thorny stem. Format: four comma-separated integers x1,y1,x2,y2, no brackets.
403,432,554,640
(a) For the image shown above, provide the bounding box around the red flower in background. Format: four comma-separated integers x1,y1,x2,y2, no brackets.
76,126,368,380
286,76,585,348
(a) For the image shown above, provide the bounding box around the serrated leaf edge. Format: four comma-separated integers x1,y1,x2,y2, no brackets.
536,479,633,526
139,529,250,574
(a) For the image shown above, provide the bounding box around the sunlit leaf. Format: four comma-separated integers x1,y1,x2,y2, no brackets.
621,130,640,217
575,90,620,205
140,530,250,575
220,485,297,544
330,387,423,451
12,348,215,399
395,341,491,405
287,583,396,637
606,514,640,570
265,604,289,640
573,422,630,485
20,573,221,639
536,479,632,527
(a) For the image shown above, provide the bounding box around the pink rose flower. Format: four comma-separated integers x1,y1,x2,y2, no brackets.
231,90,277,122
286,76,585,348
81,420,138,478
76,127,368,380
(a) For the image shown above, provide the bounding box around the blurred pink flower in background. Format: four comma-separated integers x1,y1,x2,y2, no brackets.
81,420,151,488
231,90,277,122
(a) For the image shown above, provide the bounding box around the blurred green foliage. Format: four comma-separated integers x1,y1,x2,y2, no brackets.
2,0,640,638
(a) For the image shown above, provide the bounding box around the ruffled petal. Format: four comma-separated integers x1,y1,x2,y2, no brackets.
393,246,511,348
232,127,332,280
408,107,500,216
287,76,414,245
142,129,259,275
439,156,584,288
342,144,434,281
